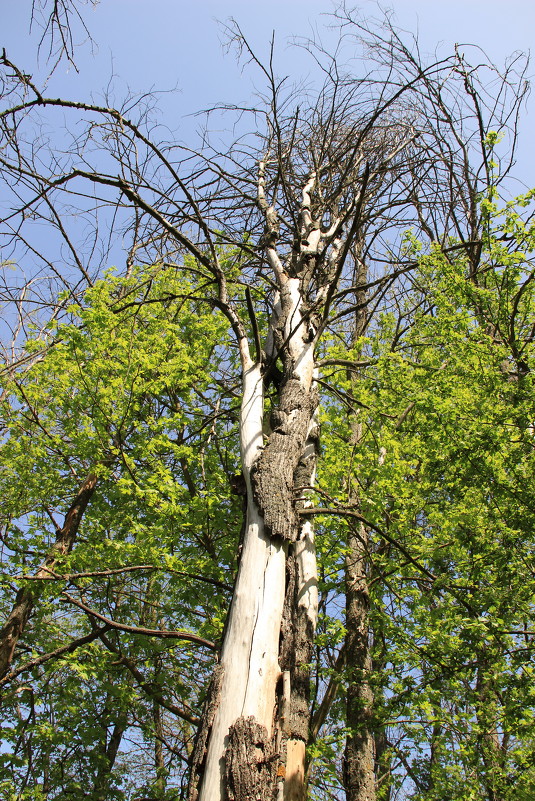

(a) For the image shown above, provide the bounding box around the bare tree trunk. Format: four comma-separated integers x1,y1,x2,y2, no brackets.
188,168,324,801
0,472,98,679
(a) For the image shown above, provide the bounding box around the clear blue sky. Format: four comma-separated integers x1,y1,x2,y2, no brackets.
5,2,534,102
3,0,535,180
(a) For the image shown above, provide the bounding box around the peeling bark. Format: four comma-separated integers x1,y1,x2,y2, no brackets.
195,339,318,800
225,716,277,801
194,358,288,800
188,664,225,800
194,170,326,801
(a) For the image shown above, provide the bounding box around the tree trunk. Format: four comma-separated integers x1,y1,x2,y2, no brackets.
476,663,506,801
343,452,397,801
189,170,325,801
344,519,375,801
344,258,376,801
190,292,319,801
93,713,127,801
0,472,98,679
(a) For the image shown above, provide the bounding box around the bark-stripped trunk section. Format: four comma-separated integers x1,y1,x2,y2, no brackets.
194,331,318,801
195,333,316,797
0,471,98,679
193,358,287,801
193,168,327,801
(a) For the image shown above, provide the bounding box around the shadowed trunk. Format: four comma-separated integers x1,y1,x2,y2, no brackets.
344,519,375,801
93,712,128,801
0,472,98,679
344,260,376,801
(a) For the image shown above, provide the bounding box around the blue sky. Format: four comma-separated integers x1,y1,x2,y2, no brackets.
3,1,535,180
5,2,534,105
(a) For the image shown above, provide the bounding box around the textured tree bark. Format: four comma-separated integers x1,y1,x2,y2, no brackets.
344,519,375,801
0,472,98,679
344,261,376,801
190,174,323,800
225,716,278,801
192,296,319,801
279,415,319,801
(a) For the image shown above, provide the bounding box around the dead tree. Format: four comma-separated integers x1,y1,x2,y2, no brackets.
0,10,529,800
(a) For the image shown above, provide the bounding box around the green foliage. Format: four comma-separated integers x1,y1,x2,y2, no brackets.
315,189,535,799
0,264,240,798
3,186,535,799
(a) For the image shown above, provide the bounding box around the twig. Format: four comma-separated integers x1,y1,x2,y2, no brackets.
0,626,110,689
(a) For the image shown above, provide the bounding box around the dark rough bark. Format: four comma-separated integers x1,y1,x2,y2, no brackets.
225,716,277,801
289,605,315,744
281,427,319,746
0,472,98,679
278,414,319,801
278,553,314,744
252,378,318,542
279,553,299,673
344,521,375,801
188,664,225,800
0,589,34,683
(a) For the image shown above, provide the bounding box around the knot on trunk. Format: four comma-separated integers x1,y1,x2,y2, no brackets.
225,716,277,801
